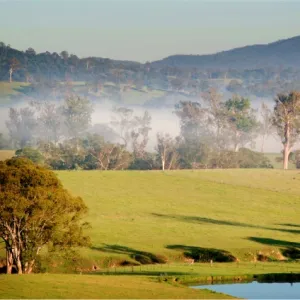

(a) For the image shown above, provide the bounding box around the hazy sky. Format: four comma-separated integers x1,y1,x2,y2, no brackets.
1,0,300,62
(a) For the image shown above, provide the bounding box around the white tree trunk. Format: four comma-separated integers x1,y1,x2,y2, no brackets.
9,68,13,83
6,250,13,274
261,135,265,153
283,143,290,170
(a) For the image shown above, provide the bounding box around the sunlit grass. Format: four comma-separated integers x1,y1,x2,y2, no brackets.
56,169,300,265
0,274,233,299
0,150,14,161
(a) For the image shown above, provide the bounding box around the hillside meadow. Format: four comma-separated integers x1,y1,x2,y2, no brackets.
1,162,300,298
50,169,300,268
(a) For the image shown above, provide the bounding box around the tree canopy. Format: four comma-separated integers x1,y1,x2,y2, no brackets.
0,158,89,274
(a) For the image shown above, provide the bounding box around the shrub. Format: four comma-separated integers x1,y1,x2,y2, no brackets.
15,147,45,165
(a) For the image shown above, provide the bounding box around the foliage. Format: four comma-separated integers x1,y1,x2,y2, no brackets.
272,91,300,169
237,148,273,168
0,158,89,274
0,133,9,149
62,96,94,139
224,96,259,151
15,147,45,165
6,107,37,148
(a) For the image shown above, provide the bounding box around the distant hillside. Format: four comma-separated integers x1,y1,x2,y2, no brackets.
152,36,300,69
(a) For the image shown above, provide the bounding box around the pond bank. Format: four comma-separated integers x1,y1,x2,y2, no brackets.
163,272,300,285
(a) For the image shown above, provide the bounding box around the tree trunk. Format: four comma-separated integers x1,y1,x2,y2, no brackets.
24,260,35,274
283,122,290,170
12,245,23,274
162,157,165,171
283,143,290,170
234,131,240,152
261,135,265,153
6,251,13,274
15,257,23,274
9,68,13,83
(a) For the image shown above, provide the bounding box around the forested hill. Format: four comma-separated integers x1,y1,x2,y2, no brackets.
152,36,300,69
0,42,142,83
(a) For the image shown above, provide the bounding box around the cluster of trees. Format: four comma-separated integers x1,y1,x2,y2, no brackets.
2,89,300,170
1,42,300,104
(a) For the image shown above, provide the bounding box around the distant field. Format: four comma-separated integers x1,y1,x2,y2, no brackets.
0,150,14,161
0,82,30,106
49,169,300,269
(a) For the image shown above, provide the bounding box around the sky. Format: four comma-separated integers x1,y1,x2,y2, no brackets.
0,0,300,62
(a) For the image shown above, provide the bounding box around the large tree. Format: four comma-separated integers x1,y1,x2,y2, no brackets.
155,132,179,170
273,91,300,170
6,107,37,148
224,96,258,152
259,102,274,153
62,96,94,139
174,101,211,167
9,57,21,83
131,111,152,159
0,158,89,274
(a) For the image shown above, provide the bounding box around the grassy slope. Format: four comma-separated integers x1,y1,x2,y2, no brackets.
0,82,30,105
56,169,300,265
0,150,14,161
0,274,232,299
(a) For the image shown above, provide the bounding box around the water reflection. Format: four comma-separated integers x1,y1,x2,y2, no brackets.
191,281,300,299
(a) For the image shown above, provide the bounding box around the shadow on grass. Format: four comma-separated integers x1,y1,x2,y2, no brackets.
247,237,300,260
247,237,300,248
152,213,300,234
166,244,236,262
91,244,167,264
276,223,300,228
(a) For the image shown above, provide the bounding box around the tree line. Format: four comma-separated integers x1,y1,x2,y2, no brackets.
1,42,300,100
1,89,300,170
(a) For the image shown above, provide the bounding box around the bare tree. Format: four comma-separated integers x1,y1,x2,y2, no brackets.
111,107,135,148
131,111,152,159
202,88,228,152
259,102,274,153
97,143,131,170
6,107,37,148
273,91,300,170
9,57,20,83
31,101,62,145
156,133,179,170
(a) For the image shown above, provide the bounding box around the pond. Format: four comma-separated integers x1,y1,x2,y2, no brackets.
191,281,300,299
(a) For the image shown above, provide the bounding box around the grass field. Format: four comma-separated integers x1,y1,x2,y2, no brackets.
0,82,30,106
0,150,14,161
0,274,233,299
50,169,300,268
1,169,300,298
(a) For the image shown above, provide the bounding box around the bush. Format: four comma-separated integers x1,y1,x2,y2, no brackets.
238,148,273,168
185,248,236,262
282,247,300,260
131,252,167,265
15,147,45,165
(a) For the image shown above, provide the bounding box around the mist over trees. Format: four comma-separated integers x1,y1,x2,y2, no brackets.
1,40,300,107
1,40,300,169
4,87,300,169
